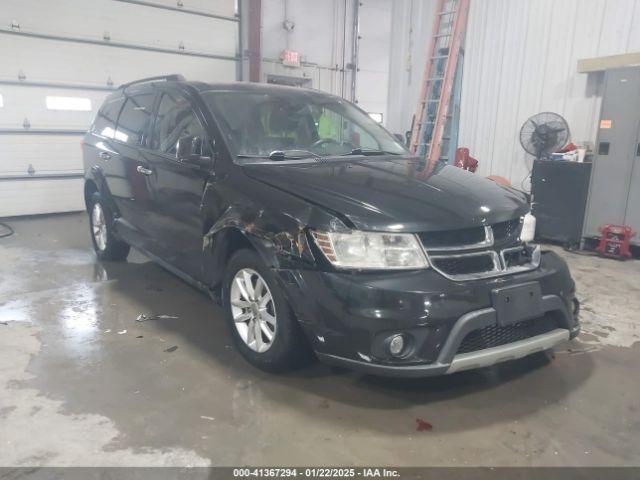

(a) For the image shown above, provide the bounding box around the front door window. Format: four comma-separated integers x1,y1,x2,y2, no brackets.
152,92,210,157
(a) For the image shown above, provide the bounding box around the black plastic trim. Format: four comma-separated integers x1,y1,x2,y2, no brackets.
315,294,574,377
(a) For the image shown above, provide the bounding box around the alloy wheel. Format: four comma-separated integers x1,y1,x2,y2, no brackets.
91,203,107,251
230,268,277,353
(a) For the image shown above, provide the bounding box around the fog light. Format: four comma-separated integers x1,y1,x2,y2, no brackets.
389,334,405,356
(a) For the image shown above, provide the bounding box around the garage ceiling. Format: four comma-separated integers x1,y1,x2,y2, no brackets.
0,0,239,217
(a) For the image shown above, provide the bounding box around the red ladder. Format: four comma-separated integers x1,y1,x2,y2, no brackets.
409,0,470,170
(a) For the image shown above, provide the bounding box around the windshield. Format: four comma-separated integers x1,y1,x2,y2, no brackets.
201,90,407,159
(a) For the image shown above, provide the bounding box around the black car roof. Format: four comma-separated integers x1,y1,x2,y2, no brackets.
186,80,341,100
189,80,313,93
112,79,342,105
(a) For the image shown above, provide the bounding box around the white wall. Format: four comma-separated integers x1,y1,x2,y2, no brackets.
259,0,356,97
357,0,393,123
387,0,640,187
259,0,394,124
386,0,439,135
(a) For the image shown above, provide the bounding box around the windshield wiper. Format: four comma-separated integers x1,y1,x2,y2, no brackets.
268,149,322,160
340,148,400,156
236,150,322,161
238,148,400,161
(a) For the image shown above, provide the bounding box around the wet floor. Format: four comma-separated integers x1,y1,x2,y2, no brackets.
0,213,639,466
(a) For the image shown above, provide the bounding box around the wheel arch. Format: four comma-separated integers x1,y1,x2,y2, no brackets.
84,164,122,216
204,225,277,289
84,179,99,212
202,205,316,291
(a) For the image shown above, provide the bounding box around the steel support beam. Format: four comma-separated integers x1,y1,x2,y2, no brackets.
236,0,244,81
247,0,261,82
349,0,360,103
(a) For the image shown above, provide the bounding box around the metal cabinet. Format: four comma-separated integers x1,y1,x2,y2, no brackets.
583,67,640,244
532,160,592,246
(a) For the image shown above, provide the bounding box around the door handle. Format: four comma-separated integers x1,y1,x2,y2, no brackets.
136,165,153,176
99,151,111,160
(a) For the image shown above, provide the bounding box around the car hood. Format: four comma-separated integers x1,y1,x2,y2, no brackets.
242,157,529,232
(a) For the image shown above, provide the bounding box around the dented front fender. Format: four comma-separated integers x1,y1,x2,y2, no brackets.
200,174,341,289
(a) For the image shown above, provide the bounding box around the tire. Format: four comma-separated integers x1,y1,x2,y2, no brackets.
88,192,130,261
222,249,314,373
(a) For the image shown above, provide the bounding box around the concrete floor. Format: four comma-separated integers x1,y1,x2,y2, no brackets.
1,212,639,467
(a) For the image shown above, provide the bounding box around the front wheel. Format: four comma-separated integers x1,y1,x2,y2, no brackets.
89,192,130,261
222,249,313,373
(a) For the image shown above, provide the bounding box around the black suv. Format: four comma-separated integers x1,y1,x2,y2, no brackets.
82,75,579,376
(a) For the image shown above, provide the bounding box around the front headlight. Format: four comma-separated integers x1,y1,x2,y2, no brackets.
311,230,429,270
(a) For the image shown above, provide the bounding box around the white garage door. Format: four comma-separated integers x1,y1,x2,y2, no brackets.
0,0,238,217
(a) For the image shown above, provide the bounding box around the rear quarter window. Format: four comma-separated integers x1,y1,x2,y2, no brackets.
91,96,125,138
114,93,156,145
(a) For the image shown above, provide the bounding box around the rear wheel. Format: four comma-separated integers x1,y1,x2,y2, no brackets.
223,249,313,372
89,192,130,261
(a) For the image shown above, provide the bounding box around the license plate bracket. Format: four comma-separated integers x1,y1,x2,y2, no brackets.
491,282,543,327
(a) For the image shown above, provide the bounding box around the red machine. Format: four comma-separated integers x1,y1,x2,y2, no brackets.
596,224,635,259
454,147,478,172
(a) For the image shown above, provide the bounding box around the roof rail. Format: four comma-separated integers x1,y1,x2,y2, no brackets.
118,74,185,89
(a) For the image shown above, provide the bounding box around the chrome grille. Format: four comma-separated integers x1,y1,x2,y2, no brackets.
492,218,522,243
420,218,540,281
430,251,499,277
419,226,486,249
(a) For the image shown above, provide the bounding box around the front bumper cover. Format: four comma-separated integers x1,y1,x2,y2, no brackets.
317,295,575,377
277,250,579,377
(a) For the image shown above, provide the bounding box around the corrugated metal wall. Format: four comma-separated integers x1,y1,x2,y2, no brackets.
459,0,640,188
388,0,640,188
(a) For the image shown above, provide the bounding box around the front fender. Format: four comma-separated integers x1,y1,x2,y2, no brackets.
202,205,317,288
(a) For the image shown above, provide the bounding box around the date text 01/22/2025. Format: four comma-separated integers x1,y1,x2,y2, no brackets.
232,468,401,478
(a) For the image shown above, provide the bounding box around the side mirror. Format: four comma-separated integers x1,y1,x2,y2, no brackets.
176,135,214,169
393,133,405,145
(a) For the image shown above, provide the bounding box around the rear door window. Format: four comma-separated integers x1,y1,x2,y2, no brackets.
151,92,209,156
92,96,125,139
114,92,156,145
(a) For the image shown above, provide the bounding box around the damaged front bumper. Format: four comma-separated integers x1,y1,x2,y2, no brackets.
277,249,579,378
